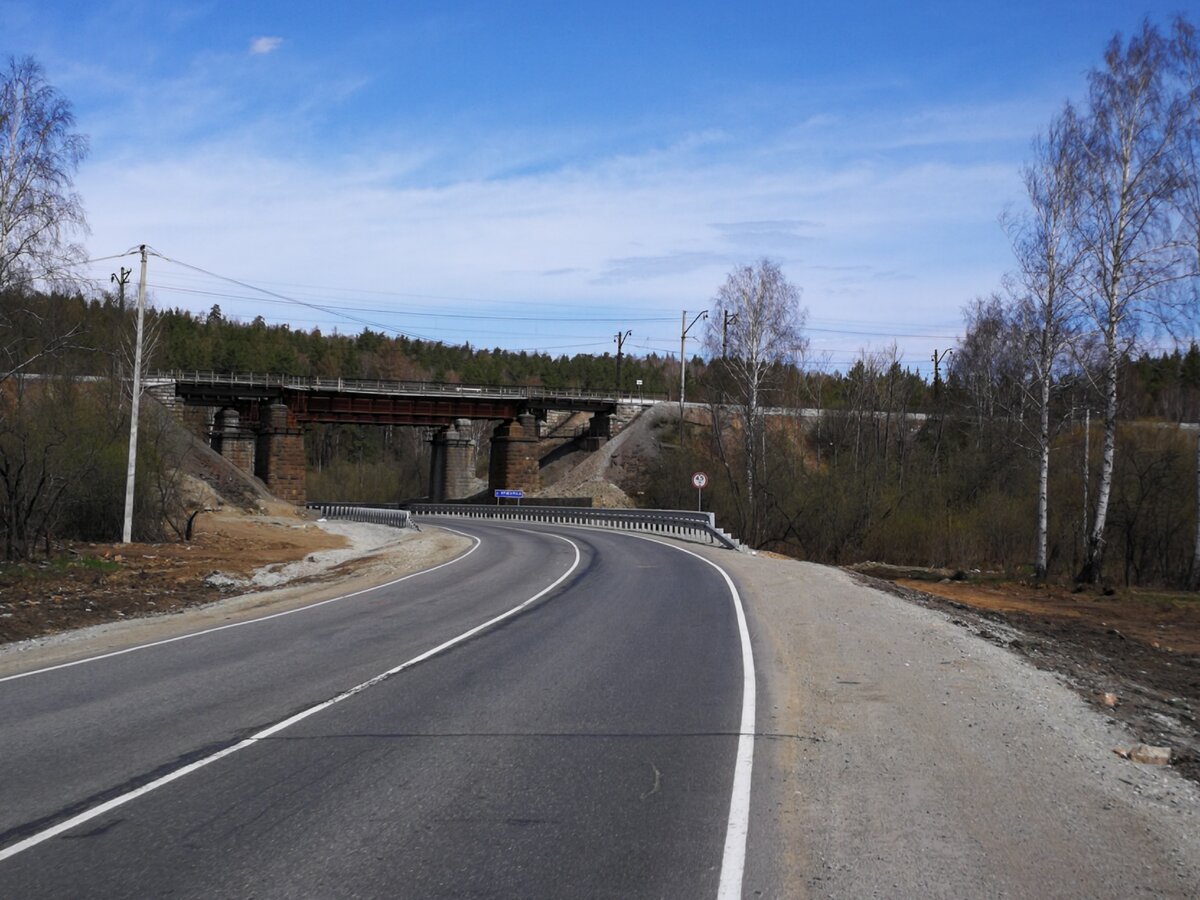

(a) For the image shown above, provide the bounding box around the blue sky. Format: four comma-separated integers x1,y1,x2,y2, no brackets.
3,1,1191,374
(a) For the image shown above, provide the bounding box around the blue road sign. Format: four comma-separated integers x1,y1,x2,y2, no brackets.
494,489,525,499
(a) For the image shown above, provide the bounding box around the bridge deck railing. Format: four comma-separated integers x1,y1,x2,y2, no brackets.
156,371,662,404
410,503,741,551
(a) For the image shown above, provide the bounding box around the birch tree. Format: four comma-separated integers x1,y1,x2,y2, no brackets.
0,56,88,292
704,259,806,547
1073,23,1184,584
1170,17,1200,587
0,59,90,557
1005,107,1086,581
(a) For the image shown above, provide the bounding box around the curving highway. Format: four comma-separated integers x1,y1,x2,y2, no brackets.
0,521,753,898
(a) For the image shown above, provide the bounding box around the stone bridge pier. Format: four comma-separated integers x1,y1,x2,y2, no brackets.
211,408,255,474
488,413,541,494
209,403,305,504
255,402,306,505
429,419,478,501
582,410,611,450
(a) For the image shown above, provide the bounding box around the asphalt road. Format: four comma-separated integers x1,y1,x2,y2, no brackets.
0,521,752,898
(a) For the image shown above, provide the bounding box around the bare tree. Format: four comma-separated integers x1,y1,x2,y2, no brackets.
1169,17,1200,586
704,259,806,546
0,58,94,557
1073,23,1185,584
1172,18,1200,281
0,56,88,292
1005,106,1086,581
952,294,1026,433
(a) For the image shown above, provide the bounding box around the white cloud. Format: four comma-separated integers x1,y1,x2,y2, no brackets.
71,89,1032,365
75,132,1011,362
249,36,283,55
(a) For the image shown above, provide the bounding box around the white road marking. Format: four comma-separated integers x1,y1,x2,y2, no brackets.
0,532,580,862
452,519,756,899
0,531,482,684
644,540,754,900
7,518,753,896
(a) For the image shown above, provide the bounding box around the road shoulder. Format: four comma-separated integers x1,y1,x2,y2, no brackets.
699,547,1200,898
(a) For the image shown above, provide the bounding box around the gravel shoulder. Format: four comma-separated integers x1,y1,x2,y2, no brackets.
700,547,1200,899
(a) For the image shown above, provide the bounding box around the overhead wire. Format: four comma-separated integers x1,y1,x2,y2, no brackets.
145,251,444,343
78,248,963,364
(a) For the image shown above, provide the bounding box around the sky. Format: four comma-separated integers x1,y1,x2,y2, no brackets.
3,0,1193,376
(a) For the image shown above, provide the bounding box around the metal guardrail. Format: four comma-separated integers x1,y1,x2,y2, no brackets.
306,502,414,530
156,371,664,405
411,503,741,551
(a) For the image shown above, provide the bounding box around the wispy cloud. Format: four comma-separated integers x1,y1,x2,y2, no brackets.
68,44,1033,363
76,115,1017,355
249,36,283,56
709,220,822,253
594,252,735,285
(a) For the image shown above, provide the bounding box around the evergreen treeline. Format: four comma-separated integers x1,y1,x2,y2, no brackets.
7,289,1200,589
159,304,681,396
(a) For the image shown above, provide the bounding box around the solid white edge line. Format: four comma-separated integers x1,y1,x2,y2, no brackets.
464,520,755,899
641,539,754,900
0,529,483,684
0,532,581,863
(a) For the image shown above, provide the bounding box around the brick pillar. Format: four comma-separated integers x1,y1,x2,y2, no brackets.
256,402,305,505
488,413,540,493
582,410,612,451
428,428,447,502
429,419,478,501
213,407,255,474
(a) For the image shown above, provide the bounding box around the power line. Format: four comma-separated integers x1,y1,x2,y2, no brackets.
81,249,970,362
145,252,444,343
86,254,963,340
138,281,676,324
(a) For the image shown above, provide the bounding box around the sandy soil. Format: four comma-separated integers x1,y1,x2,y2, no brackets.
0,506,472,674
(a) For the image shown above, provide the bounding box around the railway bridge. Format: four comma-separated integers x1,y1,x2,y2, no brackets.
149,372,648,505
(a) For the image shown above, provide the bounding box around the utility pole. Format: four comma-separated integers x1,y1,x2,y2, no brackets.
931,348,953,400
110,266,131,312
722,311,738,357
614,330,631,398
679,310,708,444
121,245,149,544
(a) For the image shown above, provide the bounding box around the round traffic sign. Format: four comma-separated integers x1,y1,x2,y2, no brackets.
691,471,708,489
